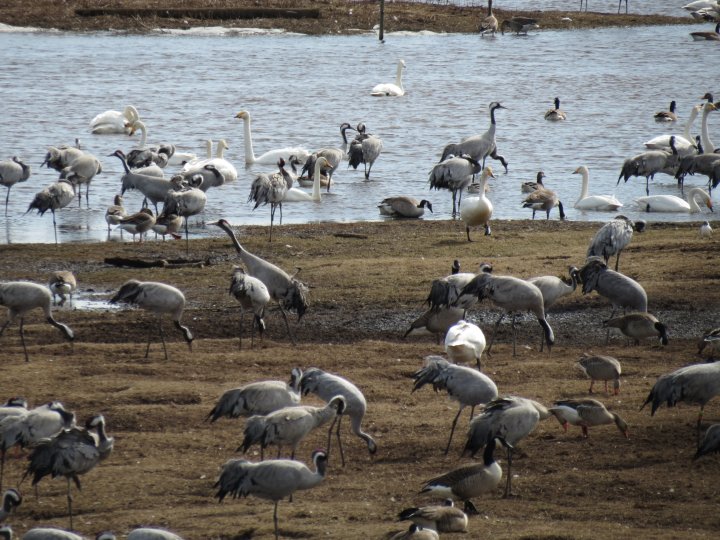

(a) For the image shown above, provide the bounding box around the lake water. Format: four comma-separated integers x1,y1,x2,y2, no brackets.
1,5,718,244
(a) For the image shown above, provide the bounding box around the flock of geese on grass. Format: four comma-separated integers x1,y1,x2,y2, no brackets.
2,211,720,536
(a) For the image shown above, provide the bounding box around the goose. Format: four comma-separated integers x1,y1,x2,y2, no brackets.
635,186,713,213
389,524,439,540
644,103,701,156
398,499,468,533
181,138,238,182
463,396,551,497
26,178,76,245
549,398,629,438
479,0,498,36
48,270,77,306
151,212,183,241
117,208,156,242
544,97,567,121
654,100,678,122
403,306,466,342
371,58,405,96
109,280,193,359
577,353,622,394
521,171,545,193
0,157,31,214
500,17,539,35
572,166,623,211
521,182,565,220
419,437,507,514
460,166,495,241
215,449,328,540
105,194,126,236
690,22,720,40
694,424,720,459
444,320,486,368
283,156,330,202
89,104,139,134
378,196,433,218
604,312,669,345
700,220,713,237
347,122,383,180
586,215,645,272
412,355,498,455
299,148,342,191
0,282,74,362
235,110,310,165
429,154,482,217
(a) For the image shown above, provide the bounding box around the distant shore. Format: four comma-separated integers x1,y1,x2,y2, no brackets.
0,0,698,34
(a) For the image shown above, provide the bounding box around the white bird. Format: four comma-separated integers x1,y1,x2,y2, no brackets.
390,524,440,540
181,138,238,182
0,282,74,362
89,104,139,134
700,220,713,237
0,157,31,214
412,355,498,455
109,280,193,359
572,165,623,211
371,58,405,97
444,320,486,368
24,415,113,530
378,196,433,218
215,449,328,540
48,270,77,307
26,179,76,245
235,110,310,166
586,215,645,271
397,498,468,533
544,97,567,121
283,156,330,203
635,187,713,213
207,369,302,422
460,166,495,241
549,398,629,439
229,265,271,348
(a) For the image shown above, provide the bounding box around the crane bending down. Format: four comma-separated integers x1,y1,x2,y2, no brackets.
213,219,309,344
109,280,193,360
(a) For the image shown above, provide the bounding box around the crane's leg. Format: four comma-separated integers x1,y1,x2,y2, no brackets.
503,446,514,498
278,305,297,345
589,380,595,394
159,320,169,361
145,319,155,358
269,205,275,242
325,415,338,463
67,477,74,530
184,217,190,257
52,210,58,246
5,188,11,215
486,313,505,354
85,183,90,208
335,415,346,466
451,190,457,218
273,501,280,540
614,252,621,272
19,317,29,362
511,313,517,356
0,450,5,491
444,406,464,455
697,406,705,448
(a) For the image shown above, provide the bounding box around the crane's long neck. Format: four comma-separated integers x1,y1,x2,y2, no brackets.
241,116,256,164
312,160,323,201
395,62,404,89
701,104,715,153
115,153,131,175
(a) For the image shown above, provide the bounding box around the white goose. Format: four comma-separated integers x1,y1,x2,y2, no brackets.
459,166,495,241
371,59,406,97
635,186,713,213
89,105,139,134
182,139,238,182
572,166,623,211
235,110,310,165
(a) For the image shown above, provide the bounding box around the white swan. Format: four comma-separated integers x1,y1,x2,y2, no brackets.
128,120,197,167
182,139,238,182
459,166,495,241
635,187,713,213
644,104,701,157
283,156,330,203
371,59,406,97
235,110,310,166
89,105,139,135
572,166,623,211
699,101,718,153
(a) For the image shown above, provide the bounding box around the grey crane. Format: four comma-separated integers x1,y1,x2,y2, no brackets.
549,398,629,438
420,437,508,514
24,415,113,530
41,144,84,173
160,176,207,255
0,397,28,422
463,396,551,497
109,280,193,360
0,281,74,362
378,196,433,218
586,215,645,271
577,353,622,394
301,147,343,192
544,97,567,121
698,326,720,360
428,154,481,217
213,219,309,344
403,306,465,343
295,367,376,466
0,488,21,522
95,529,184,540
178,163,225,192
390,524,439,540
528,266,580,316
111,150,174,214
412,355,498,455
240,396,345,460
347,122,383,180
215,449,328,540
439,102,508,172
0,157,30,214
229,266,271,349
398,498,468,533
48,270,77,307
425,262,494,314
641,361,720,443
248,160,290,242
605,312,668,346
459,270,554,355
500,17,539,35
207,369,302,422
58,152,102,207
117,208,156,242
694,424,720,460
26,178,76,245
618,136,679,195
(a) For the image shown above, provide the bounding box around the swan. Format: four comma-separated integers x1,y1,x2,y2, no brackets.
128,120,197,167
235,110,310,165
635,187,714,213
284,156,330,203
89,105,139,134
459,166,495,241
644,104,701,157
572,166,623,211
371,59,405,97
182,139,238,182
699,101,718,153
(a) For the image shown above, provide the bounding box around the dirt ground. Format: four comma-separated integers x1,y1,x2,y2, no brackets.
0,0,696,34
1,218,720,539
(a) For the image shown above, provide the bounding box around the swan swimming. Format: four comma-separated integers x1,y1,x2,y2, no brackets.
284,156,330,203
128,120,197,167
371,59,406,97
89,105,139,135
235,110,310,166
573,166,623,211
635,187,713,213
182,139,238,182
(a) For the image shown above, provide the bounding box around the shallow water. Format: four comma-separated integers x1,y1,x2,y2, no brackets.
1,16,719,244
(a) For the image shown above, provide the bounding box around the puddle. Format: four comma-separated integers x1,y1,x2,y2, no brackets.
53,290,125,312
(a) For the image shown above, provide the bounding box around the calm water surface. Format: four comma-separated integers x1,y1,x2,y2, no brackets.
1,13,718,244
